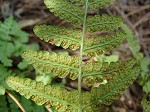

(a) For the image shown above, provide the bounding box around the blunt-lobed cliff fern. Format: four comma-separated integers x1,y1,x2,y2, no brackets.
6,0,141,112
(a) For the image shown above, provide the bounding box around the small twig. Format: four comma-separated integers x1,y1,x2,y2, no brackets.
6,90,26,112
127,5,150,16
57,20,67,26
21,68,34,75
45,106,53,112
133,13,150,28
0,0,3,6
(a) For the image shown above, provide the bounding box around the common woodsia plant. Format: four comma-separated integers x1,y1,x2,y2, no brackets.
6,0,141,112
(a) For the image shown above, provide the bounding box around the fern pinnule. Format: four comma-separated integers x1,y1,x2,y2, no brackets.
84,30,126,57
34,25,81,50
6,76,94,112
82,59,137,86
91,65,140,106
5,76,76,111
86,14,123,32
88,0,115,10
44,0,84,26
69,0,115,10
21,50,79,80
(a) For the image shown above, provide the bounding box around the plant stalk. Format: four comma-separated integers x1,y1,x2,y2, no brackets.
6,90,26,112
78,0,88,112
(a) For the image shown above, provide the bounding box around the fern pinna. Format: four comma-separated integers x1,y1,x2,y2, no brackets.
6,0,140,112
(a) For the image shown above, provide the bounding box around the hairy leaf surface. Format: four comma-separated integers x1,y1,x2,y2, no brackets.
21,50,79,80
84,30,126,57
34,25,81,50
44,0,84,26
86,14,123,32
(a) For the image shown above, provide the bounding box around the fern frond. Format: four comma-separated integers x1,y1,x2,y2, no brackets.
6,76,94,112
88,0,115,10
21,50,79,80
34,25,81,50
84,30,126,57
82,58,137,86
44,0,84,26
86,14,123,32
90,65,140,106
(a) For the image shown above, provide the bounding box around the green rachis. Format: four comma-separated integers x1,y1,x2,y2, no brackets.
5,0,140,112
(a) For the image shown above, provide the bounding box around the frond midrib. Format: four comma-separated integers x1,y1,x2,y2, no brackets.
87,22,118,27
43,32,80,43
31,56,79,71
61,7,83,21
84,37,119,51
82,67,120,77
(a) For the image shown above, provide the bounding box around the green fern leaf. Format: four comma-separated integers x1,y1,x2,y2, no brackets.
21,96,47,112
21,50,79,80
0,86,5,95
44,0,84,26
86,14,123,32
34,25,81,50
84,30,126,57
0,16,29,66
0,96,9,112
88,0,115,10
6,76,93,112
0,64,12,91
141,95,150,112
90,65,140,106
82,58,137,86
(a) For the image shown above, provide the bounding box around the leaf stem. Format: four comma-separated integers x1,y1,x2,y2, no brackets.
6,90,26,112
78,0,88,112
45,106,53,112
